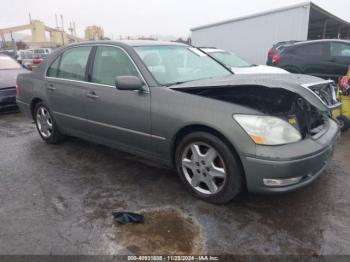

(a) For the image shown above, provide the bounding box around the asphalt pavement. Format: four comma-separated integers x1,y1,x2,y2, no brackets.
0,112,349,255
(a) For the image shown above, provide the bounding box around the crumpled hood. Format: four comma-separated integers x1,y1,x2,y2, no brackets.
170,74,331,112
0,68,27,89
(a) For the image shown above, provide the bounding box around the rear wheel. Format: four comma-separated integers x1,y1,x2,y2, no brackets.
175,132,243,204
34,102,65,144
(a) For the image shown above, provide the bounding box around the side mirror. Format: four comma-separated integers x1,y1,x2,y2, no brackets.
115,76,145,91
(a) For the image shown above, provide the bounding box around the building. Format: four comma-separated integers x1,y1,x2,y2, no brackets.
0,20,81,49
191,1,350,64
85,26,104,40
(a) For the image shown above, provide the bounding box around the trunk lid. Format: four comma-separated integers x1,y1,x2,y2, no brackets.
0,68,26,89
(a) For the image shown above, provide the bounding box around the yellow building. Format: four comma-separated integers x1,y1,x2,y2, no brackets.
49,30,68,46
0,20,81,48
85,26,104,40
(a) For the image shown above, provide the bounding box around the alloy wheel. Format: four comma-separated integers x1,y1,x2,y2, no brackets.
36,106,53,138
181,142,227,195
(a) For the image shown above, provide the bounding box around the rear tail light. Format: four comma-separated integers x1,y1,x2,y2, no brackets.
16,82,20,96
272,55,281,63
33,58,41,65
268,49,274,57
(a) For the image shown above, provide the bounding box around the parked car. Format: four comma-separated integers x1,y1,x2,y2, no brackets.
267,39,350,81
32,48,49,59
17,49,34,68
201,47,288,74
17,41,340,203
0,54,27,111
266,40,301,65
0,49,17,60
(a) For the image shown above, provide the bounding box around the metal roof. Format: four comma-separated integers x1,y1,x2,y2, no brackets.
190,1,350,31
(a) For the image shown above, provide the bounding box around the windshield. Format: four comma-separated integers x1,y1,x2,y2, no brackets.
0,55,21,70
209,51,251,68
134,46,232,86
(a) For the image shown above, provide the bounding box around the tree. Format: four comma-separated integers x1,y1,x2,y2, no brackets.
16,41,28,50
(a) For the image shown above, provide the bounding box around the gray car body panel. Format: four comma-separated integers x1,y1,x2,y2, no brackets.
169,74,331,112
16,40,340,193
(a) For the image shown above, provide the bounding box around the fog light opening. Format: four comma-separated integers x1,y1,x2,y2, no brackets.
263,176,303,187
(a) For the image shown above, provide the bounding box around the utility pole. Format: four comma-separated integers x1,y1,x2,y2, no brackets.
55,14,59,29
60,14,65,46
73,22,77,37
10,31,17,52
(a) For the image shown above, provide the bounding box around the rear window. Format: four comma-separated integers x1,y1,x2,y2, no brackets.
59,47,91,80
47,56,60,77
47,47,91,81
294,43,325,56
330,42,350,57
0,56,21,69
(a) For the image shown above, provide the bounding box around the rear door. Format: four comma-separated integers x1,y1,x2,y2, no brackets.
46,46,92,135
329,42,350,78
85,45,151,153
294,42,330,78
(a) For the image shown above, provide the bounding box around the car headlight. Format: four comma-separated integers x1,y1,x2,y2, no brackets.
233,114,302,145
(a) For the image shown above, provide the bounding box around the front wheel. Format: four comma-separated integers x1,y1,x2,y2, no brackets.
175,132,244,204
34,102,65,144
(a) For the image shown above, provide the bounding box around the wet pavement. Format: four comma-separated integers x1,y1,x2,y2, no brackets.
0,112,349,255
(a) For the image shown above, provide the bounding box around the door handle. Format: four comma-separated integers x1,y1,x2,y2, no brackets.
47,84,56,91
86,91,99,99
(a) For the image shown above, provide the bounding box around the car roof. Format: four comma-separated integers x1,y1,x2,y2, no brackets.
66,40,188,48
286,39,350,48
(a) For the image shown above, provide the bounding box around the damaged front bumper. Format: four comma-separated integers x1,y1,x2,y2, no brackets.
242,118,340,193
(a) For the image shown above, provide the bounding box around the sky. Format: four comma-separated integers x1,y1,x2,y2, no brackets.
1,0,350,39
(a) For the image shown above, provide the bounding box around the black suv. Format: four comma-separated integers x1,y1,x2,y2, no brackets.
267,40,350,81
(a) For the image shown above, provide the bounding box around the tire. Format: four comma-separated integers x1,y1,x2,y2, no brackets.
336,115,350,132
34,102,66,144
175,132,244,204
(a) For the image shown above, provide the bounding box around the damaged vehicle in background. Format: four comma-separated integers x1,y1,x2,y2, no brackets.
17,41,340,204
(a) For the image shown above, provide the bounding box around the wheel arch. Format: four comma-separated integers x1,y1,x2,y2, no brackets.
171,124,246,187
30,98,43,119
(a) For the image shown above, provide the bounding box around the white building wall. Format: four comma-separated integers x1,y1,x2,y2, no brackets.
191,5,310,64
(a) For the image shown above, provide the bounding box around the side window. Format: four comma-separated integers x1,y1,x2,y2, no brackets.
331,43,350,57
47,56,60,77
57,47,91,81
91,46,139,86
295,43,325,56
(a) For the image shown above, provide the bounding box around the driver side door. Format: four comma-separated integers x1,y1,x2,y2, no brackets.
85,45,152,154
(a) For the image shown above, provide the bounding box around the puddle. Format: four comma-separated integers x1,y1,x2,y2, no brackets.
111,208,204,255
